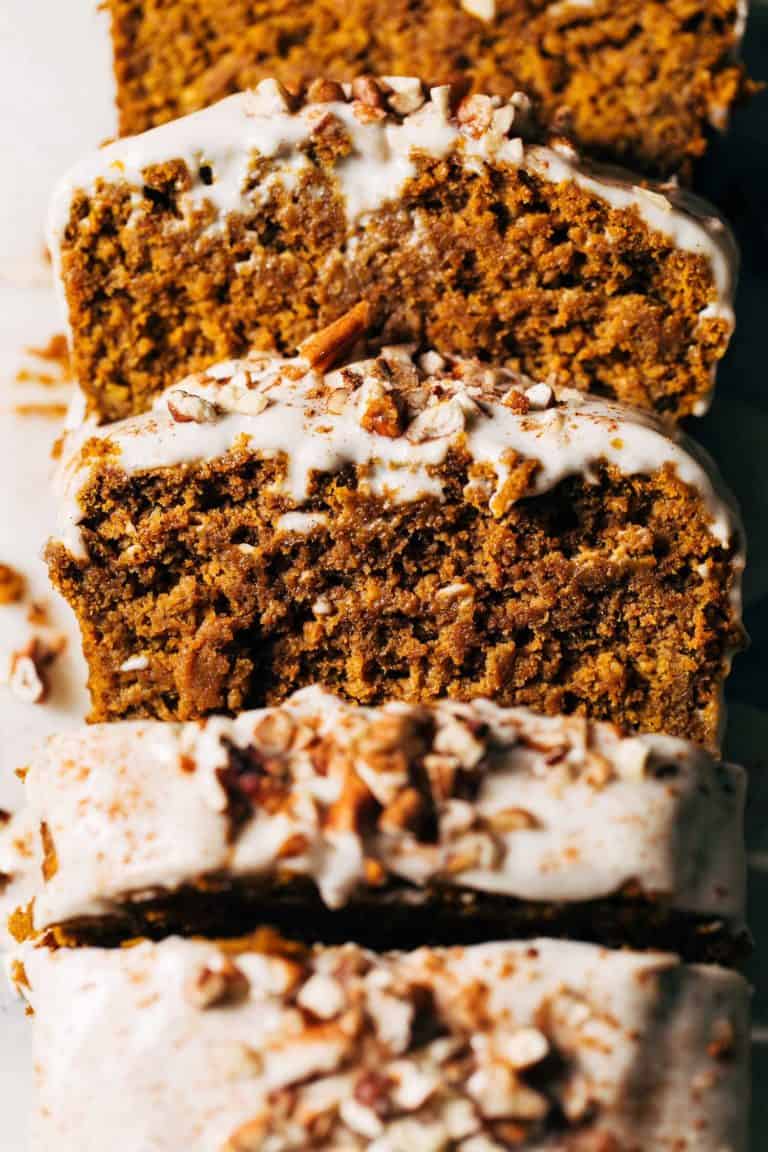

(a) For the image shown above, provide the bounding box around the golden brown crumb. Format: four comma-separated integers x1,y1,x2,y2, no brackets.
0,563,25,605
16,332,71,386
14,371,59,388
8,905,35,945
13,403,69,420
26,601,50,627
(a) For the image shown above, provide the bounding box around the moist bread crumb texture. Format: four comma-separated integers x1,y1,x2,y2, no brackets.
106,0,749,176
51,81,735,425
47,344,744,747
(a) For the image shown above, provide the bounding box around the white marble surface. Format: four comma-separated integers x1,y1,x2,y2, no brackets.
0,5,113,1148
0,2,764,1149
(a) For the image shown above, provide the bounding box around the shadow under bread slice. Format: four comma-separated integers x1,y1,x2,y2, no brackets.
46,330,745,744
8,688,746,962
49,78,737,424
10,932,750,1151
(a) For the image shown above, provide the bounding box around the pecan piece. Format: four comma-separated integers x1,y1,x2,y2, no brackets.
379,787,426,835
186,958,250,1009
306,78,347,104
359,381,406,438
502,387,530,414
224,1113,269,1151
166,389,220,424
351,75,385,108
298,302,371,373
8,637,61,704
487,807,540,832
384,77,425,117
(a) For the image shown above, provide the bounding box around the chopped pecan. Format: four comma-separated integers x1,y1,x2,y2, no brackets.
444,831,501,873
326,386,352,414
457,93,497,137
8,637,61,704
217,742,292,838
418,350,446,375
468,1062,549,1120
306,78,347,104
379,787,426,835
502,387,530,414
429,85,453,120
354,1069,392,1111
297,972,347,1019
364,857,388,886
486,807,540,832
389,1060,440,1111
340,1096,384,1137
356,712,430,774
9,651,46,704
359,381,406,438
584,754,615,789
384,77,425,117
277,833,309,859
224,1113,269,1151
406,397,466,443
525,382,555,410
325,770,376,833
495,1027,549,1070
186,958,250,1009
298,303,371,373
307,110,354,162
562,1074,597,1123
423,753,459,800
166,389,220,424
351,75,385,108
434,714,487,768
252,709,296,753
244,77,294,117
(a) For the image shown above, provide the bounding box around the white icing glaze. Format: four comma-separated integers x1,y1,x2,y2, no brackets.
47,82,737,362
15,936,749,1152
21,687,745,930
53,346,743,572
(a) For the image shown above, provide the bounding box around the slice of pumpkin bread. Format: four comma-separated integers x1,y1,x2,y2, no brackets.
49,79,736,424
12,935,751,1151
10,687,745,960
105,0,749,177
47,331,744,744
